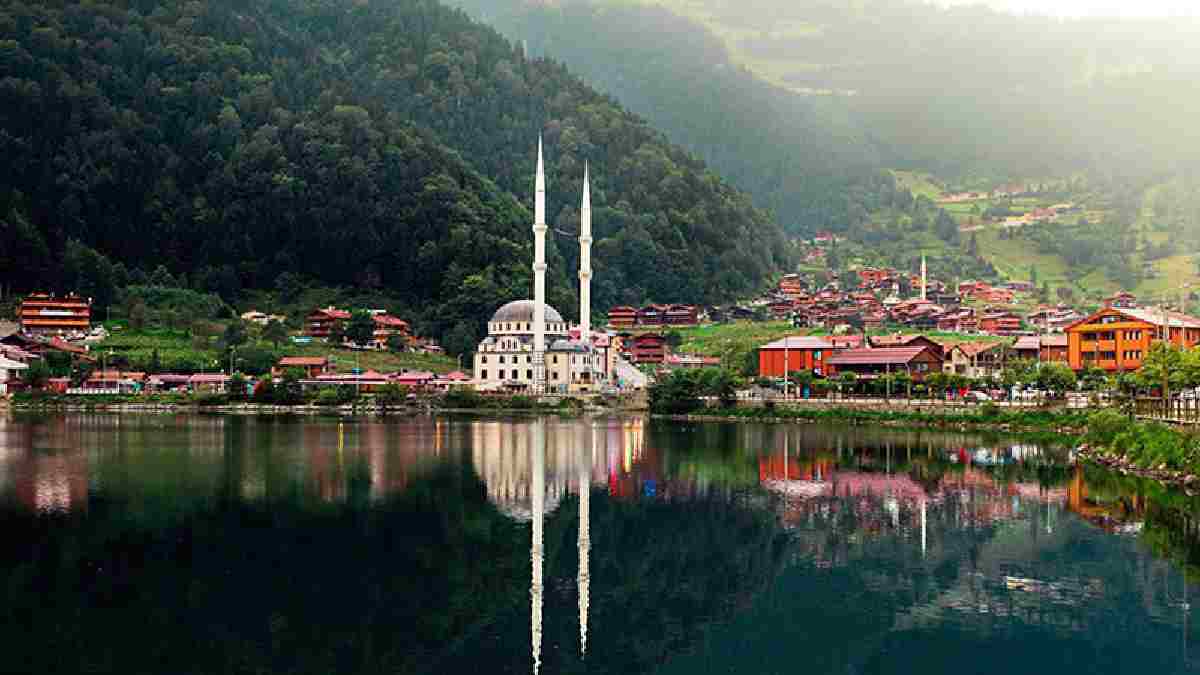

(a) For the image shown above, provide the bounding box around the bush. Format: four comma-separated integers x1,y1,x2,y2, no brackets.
315,389,343,406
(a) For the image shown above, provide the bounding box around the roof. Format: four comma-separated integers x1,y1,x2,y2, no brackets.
47,338,88,355
87,370,146,381
1013,336,1041,351
827,346,934,366
760,336,834,350
443,371,471,381
393,371,435,383
372,315,409,327
953,342,1002,358
549,339,590,352
0,356,28,370
278,356,328,366
309,307,351,320
189,374,229,383
1066,307,1200,331
491,300,563,323
1041,334,1068,347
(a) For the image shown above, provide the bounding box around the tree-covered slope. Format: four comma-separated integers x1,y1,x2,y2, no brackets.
0,0,789,343
451,0,902,237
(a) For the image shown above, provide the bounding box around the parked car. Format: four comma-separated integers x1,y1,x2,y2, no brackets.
965,390,992,402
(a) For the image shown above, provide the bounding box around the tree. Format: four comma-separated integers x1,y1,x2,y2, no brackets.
149,265,176,288
664,331,683,349
128,298,147,330
22,360,51,390
967,231,979,257
221,321,249,351
1137,342,1184,393
262,320,288,349
228,373,248,400
345,311,376,348
1036,363,1077,396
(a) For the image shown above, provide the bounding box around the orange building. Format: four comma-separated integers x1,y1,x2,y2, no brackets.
1065,306,1200,371
607,306,637,329
18,293,91,334
758,336,835,377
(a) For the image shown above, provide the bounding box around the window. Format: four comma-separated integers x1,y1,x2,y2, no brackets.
552,371,558,380
1125,330,1142,340
526,370,532,380
498,355,505,364
481,356,488,364
1098,331,1115,341
814,350,822,360
481,370,488,379
1100,315,1118,324
552,356,559,365
1099,351,1116,360
497,370,504,380
512,370,519,380
526,356,531,364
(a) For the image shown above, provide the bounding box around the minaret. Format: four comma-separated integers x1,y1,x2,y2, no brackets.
920,255,928,302
578,424,592,658
531,420,545,675
579,162,592,347
533,138,548,393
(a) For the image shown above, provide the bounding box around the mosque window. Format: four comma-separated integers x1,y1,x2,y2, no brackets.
512,370,519,380
481,370,488,379
526,370,533,379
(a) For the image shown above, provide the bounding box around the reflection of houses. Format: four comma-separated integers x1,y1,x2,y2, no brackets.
1067,467,1145,532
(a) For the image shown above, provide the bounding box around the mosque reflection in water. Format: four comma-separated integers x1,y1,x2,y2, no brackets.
0,413,1195,674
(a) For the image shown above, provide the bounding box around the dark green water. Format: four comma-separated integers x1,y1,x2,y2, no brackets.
1,413,1198,674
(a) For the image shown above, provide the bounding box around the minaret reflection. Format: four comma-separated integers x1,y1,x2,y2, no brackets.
531,419,545,675
578,422,593,658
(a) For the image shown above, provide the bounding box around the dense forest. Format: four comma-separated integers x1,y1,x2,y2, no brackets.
0,0,790,347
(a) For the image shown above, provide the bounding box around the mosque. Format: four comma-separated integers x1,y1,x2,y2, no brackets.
473,140,608,394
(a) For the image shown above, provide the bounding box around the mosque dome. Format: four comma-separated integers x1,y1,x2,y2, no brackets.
491,300,564,324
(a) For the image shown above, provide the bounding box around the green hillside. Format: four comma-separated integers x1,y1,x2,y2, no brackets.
0,0,789,349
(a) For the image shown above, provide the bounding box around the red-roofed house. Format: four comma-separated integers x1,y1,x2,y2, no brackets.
371,314,411,349
825,347,942,381
305,307,351,339
628,334,669,364
273,356,333,378
607,306,638,329
758,336,835,377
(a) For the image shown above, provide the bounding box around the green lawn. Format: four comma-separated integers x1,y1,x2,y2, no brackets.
892,170,945,200
95,327,458,374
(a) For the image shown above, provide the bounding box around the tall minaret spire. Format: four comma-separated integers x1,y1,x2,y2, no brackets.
531,421,545,675
578,424,592,658
579,162,592,348
920,255,928,302
533,137,548,393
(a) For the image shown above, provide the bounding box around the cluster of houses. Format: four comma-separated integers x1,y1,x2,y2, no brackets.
302,306,442,352
606,304,700,329
757,297,1200,383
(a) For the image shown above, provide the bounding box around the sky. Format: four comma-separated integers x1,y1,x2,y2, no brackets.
936,0,1199,18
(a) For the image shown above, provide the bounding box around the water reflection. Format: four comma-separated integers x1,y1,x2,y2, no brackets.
1,413,1199,673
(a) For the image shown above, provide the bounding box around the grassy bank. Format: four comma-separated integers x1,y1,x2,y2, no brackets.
659,403,1089,433
1083,411,1200,480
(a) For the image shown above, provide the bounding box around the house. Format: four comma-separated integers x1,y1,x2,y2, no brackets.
305,306,351,339
1103,292,1138,309
371,314,411,349
664,304,699,326
274,356,333,378
241,310,286,326
825,346,943,381
868,334,945,359
147,374,192,392
608,306,638,329
628,334,669,365
189,373,229,393
18,293,91,335
1040,334,1069,363
636,304,668,327
1013,335,1041,361
779,274,806,299
664,354,722,369
944,342,1005,379
979,311,1022,335
393,371,436,389
0,355,28,394
758,337,836,377
83,371,147,394
1065,306,1200,371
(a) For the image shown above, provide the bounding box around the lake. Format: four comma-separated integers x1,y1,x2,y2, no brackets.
0,413,1197,674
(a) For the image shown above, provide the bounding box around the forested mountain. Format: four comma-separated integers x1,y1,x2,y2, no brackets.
451,0,902,236
0,0,789,345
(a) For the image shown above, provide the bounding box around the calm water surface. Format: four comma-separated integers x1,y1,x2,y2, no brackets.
1,413,1198,674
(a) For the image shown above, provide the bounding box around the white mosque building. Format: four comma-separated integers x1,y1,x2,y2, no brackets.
473,141,608,394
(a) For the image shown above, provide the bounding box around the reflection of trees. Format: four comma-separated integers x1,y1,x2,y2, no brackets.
0,460,556,674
